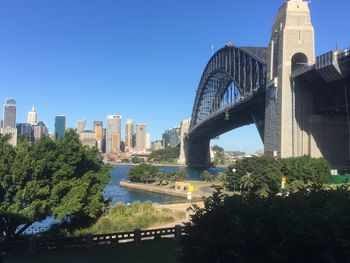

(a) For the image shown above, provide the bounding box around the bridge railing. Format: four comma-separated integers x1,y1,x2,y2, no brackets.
0,225,185,256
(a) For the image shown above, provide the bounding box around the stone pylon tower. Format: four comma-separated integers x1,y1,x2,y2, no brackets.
264,0,315,158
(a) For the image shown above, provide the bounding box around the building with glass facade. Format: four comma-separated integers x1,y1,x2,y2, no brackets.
55,115,66,140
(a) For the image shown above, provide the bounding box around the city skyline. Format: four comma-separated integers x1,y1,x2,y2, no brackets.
0,0,349,152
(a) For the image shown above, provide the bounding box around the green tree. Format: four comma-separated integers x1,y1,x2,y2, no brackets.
212,145,225,165
200,170,213,183
0,130,111,240
127,163,159,183
148,147,180,163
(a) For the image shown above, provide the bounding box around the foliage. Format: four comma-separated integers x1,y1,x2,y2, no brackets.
278,155,330,185
148,147,180,163
130,156,144,164
224,156,331,196
211,145,225,165
51,201,184,236
226,156,282,196
0,130,111,240
127,164,187,185
200,170,213,183
127,163,159,183
182,186,350,263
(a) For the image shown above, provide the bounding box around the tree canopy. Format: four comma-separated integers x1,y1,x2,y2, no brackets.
224,156,330,196
148,147,180,164
0,130,110,240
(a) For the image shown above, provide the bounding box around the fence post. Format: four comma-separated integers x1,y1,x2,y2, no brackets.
174,225,182,241
86,234,93,249
28,236,37,255
134,229,141,246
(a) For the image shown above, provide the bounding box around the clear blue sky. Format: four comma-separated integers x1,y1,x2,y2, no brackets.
0,0,349,153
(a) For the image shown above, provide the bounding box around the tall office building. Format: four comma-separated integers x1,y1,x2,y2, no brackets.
135,124,147,152
17,123,32,141
55,115,66,140
32,121,49,142
125,119,135,152
162,127,180,148
76,120,87,134
3,98,16,129
27,105,38,125
93,121,103,151
106,115,122,154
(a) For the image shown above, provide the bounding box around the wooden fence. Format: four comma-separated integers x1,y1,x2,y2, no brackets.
0,225,184,255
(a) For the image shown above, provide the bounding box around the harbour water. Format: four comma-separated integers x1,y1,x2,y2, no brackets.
24,165,227,234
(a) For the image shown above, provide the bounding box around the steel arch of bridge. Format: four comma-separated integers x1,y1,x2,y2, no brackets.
190,45,268,130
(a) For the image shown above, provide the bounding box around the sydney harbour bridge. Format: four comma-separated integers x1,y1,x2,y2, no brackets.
179,0,350,169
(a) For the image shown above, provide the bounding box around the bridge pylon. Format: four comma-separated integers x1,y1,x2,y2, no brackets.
264,0,316,158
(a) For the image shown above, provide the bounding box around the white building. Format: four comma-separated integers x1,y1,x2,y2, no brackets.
27,105,38,125
76,120,87,134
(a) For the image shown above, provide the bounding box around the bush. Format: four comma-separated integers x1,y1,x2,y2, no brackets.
279,156,330,184
181,187,350,263
224,156,331,196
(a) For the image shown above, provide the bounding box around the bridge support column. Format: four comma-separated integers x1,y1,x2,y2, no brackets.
264,0,315,158
185,138,211,167
178,119,190,165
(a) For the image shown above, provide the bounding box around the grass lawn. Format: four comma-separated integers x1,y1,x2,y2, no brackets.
4,239,182,263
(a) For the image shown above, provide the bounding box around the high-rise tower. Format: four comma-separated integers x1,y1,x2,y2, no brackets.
135,124,147,152
76,120,87,134
93,121,103,151
55,115,66,140
27,105,38,125
3,98,16,129
125,119,135,152
264,0,315,157
106,115,122,154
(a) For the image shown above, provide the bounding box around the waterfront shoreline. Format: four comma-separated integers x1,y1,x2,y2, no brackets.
119,181,203,200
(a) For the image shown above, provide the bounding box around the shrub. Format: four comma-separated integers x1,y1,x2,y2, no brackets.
182,187,350,263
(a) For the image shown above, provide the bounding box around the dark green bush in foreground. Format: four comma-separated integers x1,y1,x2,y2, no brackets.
182,187,350,263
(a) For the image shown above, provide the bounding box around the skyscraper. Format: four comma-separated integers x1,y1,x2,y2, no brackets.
125,119,135,152
76,120,87,134
32,121,49,142
3,98,16,129
55,115,66,140
93,121,103,151
27,105,38,125
106,115,122,154
17,123,32,141
135,124,147,152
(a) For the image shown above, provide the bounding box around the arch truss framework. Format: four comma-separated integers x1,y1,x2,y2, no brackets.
190,45,268,130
